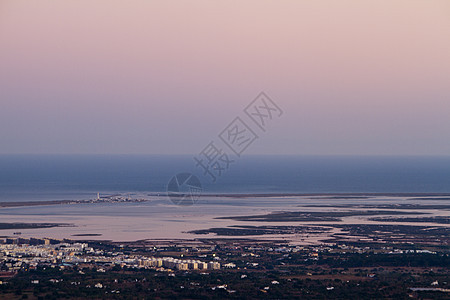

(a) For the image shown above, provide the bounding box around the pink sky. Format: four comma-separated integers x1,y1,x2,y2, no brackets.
1,0,450,155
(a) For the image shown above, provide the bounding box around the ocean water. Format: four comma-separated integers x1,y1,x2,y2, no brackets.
0,154,450,202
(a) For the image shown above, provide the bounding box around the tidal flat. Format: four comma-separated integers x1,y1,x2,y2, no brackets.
0,194,448,245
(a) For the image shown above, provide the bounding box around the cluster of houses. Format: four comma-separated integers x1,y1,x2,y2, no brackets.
138,257,220,270
0,238,219,272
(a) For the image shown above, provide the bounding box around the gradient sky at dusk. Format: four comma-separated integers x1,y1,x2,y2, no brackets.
1,1,450,155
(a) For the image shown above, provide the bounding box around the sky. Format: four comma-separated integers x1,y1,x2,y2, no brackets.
1,0,450,155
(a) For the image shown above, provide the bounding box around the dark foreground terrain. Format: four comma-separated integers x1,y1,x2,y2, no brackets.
2,265,449,299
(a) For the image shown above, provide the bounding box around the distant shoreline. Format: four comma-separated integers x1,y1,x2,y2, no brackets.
196,192,450,198
1,193,450,209
0,200,77,208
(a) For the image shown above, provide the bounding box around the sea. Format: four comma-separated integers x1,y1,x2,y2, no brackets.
0,155,449,242
1,154,450,202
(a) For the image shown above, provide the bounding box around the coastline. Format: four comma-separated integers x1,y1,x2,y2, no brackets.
1,192,450,209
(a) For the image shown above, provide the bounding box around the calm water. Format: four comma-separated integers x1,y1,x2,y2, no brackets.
0,155,449,241
0,154,450,202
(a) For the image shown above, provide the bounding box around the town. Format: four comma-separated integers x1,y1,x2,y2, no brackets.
0,237,220,274
0,236,448,298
